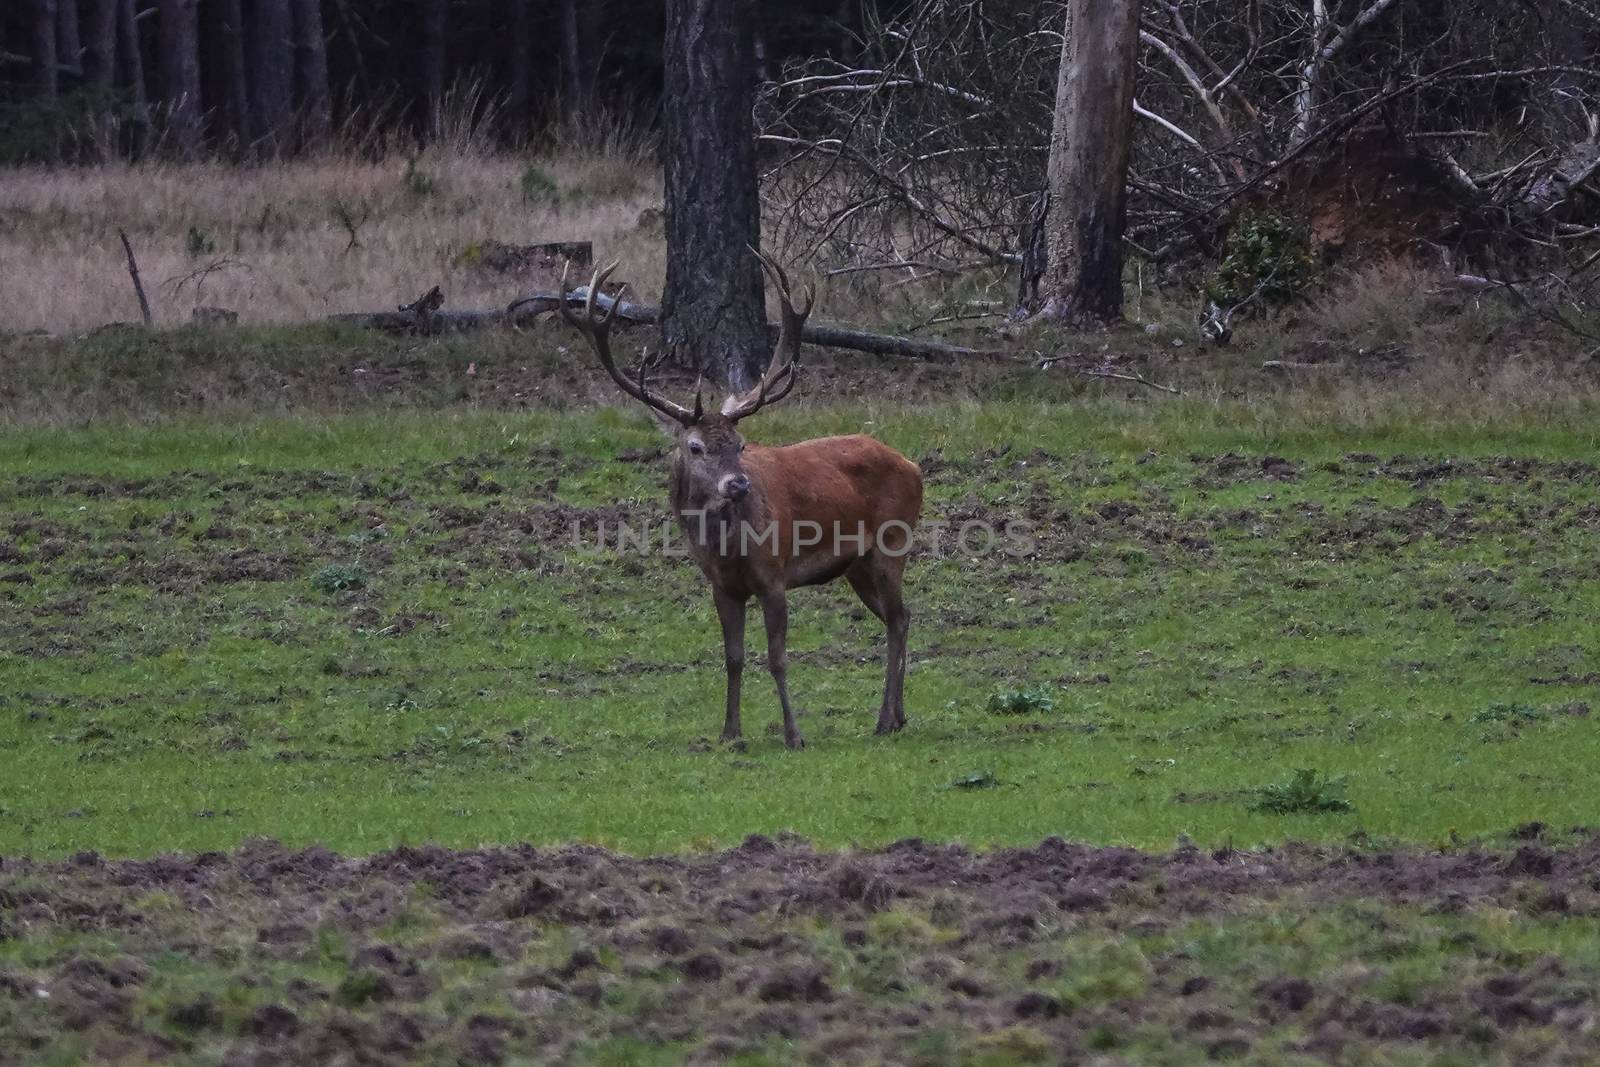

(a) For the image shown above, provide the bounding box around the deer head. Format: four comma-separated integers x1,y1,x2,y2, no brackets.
561,252,814,508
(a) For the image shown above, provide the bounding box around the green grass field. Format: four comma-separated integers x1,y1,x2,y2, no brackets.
5,398,1599,858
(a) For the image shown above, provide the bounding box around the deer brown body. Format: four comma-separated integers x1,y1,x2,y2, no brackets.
562,256,923,749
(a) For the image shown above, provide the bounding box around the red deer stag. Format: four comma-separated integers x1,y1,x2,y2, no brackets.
560,254,923,749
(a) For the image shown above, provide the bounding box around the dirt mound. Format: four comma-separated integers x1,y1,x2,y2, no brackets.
3,834,1600,1064
1267,122,1463,264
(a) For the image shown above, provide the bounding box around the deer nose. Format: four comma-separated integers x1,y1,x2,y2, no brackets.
724,474,751,500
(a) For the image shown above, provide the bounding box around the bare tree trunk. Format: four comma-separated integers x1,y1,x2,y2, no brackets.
329,0,371,103
82,0,118,157
660,0,768,389
115,0,151,156
559,0,582,118
158,0,202,160
213,0,252,150
33,0,59,103
1032,0,1141,327
84,0,116,90
57,0,83,78
249,0,295,156
291,0,332,148
420,0,447,139
506,0,530,137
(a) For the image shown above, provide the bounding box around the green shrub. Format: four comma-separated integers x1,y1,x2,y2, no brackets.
1206,210,1318,311
1468,702,1545,725
988,685,1055,715
1251,768,1352,815
310,563,367,594
947,770,1001,790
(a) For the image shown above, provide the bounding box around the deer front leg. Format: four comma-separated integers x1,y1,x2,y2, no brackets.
883,590,910,731
714,590,747,743
759,591,804,750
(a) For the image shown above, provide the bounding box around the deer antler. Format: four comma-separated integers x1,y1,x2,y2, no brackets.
723,249,814,420
561,260,700,425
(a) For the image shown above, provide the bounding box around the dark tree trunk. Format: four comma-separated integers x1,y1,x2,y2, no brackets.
57,0,83,78
82,0,117,157
834,0,854,56
33,0,59,103
83,0,117,91
291,0,332,148
559,0,582,117
115,0,150,156
329,0,371,103
158,0,202,160
660,0,768,390
420,0,447,138
506,0,530,136
211,0,252,150
249,0,295,156
1030,0,1140,327
1537,0,1590,141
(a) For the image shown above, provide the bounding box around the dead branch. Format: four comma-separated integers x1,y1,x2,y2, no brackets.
162,258,250,300
117,229,153,327
1038,355,1181,394
759,133,1023,265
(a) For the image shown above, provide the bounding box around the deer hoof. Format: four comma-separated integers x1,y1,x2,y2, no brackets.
784,733,806,751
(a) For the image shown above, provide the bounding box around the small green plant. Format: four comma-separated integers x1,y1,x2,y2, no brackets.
1251,769,1352,815
185,227,216,256
988,685,1055,715
403,158,438,198
309,563,367,594
519,165,560,206
948,770,1001,790
334,968,389,1007
971,1026,1051,1064
1469,702,1545,725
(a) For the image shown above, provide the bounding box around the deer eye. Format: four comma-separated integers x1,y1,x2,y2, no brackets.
687,440,704,455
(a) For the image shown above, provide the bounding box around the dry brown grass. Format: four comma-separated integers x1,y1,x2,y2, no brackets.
0,148,666,334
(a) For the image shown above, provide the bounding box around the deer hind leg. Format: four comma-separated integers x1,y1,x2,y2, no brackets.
714,590,748,743
758,590,804,750
848,553,911,734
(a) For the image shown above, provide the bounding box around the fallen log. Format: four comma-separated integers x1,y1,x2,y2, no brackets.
329,288,1000,361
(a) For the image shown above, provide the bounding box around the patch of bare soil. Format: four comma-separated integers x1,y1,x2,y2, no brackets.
3,835,1600,1065
1268,121,1465,263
